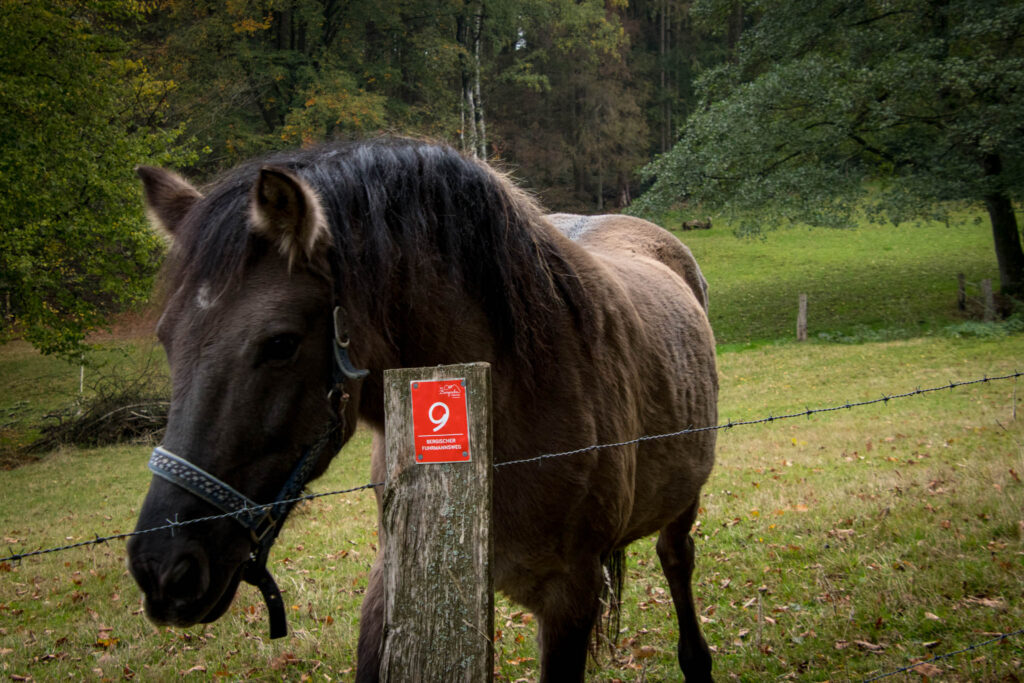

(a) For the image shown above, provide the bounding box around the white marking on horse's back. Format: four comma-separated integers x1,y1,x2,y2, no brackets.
548,213,599,242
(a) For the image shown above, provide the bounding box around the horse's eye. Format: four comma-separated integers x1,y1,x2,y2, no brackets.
261,334,301,364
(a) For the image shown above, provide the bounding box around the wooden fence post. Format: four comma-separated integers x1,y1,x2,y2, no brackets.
380,363,493,682
797,294,808,342
957,273,967,311
981,279,995,322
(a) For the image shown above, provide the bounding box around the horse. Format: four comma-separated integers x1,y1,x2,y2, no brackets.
126,138,718,682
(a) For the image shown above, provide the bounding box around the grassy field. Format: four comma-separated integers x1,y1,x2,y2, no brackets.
1,216,1022,680
662,211,1008,348
1,337,1021,681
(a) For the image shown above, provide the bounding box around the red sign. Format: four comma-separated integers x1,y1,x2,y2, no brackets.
410,378,471,464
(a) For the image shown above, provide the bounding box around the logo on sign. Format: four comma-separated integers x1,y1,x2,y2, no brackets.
410,378,471,464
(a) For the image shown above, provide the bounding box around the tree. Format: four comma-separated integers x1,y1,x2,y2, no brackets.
487,0,650,210
637,0,1024,298
621,0,726,155
456,0,487,158
0,0,187,358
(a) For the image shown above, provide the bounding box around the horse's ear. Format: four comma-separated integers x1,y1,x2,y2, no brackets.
136,166,202,239
250,166,329,267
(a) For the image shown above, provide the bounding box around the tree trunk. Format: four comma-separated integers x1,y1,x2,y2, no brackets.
457,13,477,155
457,4,485,158
982,154,1024,298
472,7,486,159
727,1,744,56
660,0,668,153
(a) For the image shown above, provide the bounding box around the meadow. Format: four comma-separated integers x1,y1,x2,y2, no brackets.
0,213,1021,681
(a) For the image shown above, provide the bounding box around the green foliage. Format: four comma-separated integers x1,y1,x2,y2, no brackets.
281,69,388,145
0,0,189,359
637,0,1024,292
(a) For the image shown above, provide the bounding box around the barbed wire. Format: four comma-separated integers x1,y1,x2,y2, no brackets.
0,482,382,565
1,369,1021,675
862,628,1024,681
494,369,1023,468
1,369,1020,565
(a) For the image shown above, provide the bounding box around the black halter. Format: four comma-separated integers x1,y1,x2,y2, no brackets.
147,305,368,639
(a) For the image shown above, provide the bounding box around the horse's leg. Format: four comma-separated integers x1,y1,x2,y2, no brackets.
355,554,385,683
657,499,714,682
535,562,603,683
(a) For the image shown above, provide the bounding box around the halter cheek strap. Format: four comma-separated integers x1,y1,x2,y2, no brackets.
146,305,368,640
148,441,322,640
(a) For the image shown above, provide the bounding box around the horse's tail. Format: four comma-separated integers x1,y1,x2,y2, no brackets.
593,548,626,656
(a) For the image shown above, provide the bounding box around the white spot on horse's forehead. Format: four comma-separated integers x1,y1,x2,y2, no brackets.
196,283,215,311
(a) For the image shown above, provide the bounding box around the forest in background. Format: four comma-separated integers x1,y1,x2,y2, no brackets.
3,0,1024,357
124,0,725,210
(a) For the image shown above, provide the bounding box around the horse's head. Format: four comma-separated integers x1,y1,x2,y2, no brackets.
126,164,362,630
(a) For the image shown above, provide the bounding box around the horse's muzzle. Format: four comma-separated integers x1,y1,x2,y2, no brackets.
128,539,244,627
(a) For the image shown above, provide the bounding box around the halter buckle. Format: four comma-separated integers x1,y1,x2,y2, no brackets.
250,513,279,544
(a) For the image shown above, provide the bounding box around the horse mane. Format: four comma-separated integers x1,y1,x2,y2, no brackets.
164,138,592,364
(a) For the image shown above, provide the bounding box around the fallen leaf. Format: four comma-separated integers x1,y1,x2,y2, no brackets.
924,612,942,622
181,665,207,675
854,639,884,652
270,652,300,670
965,596,1005,609
632,645,657,659
912,662,942,677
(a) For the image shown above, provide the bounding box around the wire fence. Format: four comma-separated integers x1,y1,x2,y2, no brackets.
862,627,1024,681
2,369,1020,564
1,368,1021,679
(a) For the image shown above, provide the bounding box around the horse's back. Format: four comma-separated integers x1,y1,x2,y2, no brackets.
546,213,709,312
546,212,717,541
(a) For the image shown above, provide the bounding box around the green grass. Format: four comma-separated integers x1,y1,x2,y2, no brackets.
0,340,167,461
1,217,1023,679
662,210,1008,348
1,336,1022,680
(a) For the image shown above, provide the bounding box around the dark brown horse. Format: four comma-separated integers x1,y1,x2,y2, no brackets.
127,138,718,681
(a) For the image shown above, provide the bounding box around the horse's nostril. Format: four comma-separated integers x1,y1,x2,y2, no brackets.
162,553,209,600
168,557,196,586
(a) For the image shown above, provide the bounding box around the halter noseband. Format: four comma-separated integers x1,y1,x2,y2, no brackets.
147,305,368,639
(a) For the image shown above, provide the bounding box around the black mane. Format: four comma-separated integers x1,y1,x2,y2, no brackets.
166,138,590,361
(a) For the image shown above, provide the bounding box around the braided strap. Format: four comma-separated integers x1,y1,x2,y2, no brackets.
148,447,265,530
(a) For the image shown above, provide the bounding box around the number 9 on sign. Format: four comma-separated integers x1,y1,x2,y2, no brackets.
411,377,470,464
429,401,450,432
